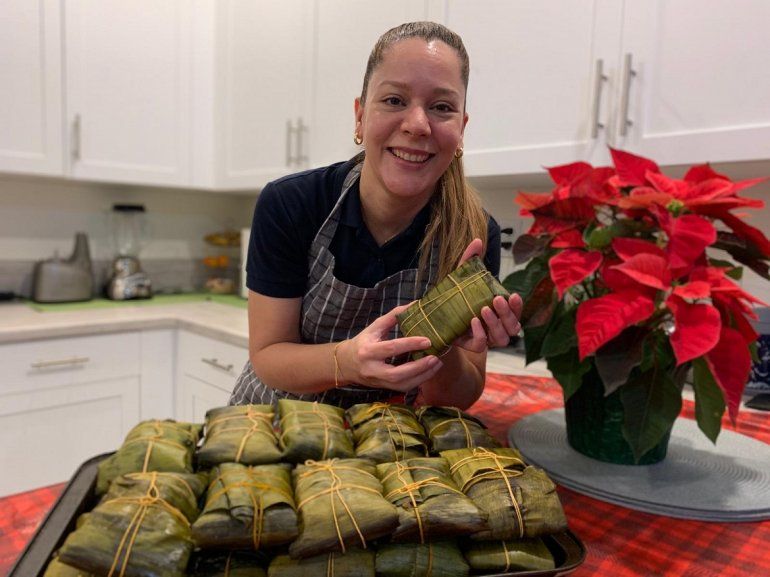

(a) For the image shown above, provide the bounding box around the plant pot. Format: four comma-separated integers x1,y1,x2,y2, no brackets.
563,367,671,465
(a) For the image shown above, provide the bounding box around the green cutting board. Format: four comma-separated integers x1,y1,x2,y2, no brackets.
27,293,248,312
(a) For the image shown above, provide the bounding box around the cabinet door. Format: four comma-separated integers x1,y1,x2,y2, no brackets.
439,0,623,175
178,374,234,423
618,0,770,165
0,0,63,176
306,0,432,169
64,0,192,186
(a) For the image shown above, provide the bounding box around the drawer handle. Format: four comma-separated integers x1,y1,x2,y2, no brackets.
202,357,234,373
30,356,90,369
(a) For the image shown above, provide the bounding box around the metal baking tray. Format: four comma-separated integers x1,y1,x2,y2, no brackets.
9,454,586,577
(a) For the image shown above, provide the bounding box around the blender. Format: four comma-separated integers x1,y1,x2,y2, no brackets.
106,204,152,300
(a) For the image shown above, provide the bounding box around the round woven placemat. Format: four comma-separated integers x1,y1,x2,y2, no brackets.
509,409,770,521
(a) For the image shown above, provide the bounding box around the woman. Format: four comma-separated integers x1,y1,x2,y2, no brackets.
230,22,522,410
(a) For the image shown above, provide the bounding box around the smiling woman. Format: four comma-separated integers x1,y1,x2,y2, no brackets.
230,22,523,411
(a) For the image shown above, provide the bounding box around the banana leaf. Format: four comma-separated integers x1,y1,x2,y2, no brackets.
278,400,355,463
376,458,486,543
289,459,399,559
346,403,428,463
268,549,374,577
198,405,282,467
43,557,96,577
192,462,298,549
96,420,202,494
462,538,555,572
375,541,469,577
58,471,207,577
416,407,501,453
442,448,567,540
188,550,267,576
396,256,509,359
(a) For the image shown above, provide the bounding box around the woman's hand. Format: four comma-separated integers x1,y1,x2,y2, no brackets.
336,303,443,393
452,238,524,353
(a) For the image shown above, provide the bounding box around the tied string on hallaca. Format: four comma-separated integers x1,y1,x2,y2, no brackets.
122,421,193,473
296,460,381,553
367,403,409,461
106,472,194,577
207,408,276,462
279,402,343,460
428,408,475,448
449,447,527,539
381,462,464,544
401,270,490,353
206,467,294,550
501,540,512,573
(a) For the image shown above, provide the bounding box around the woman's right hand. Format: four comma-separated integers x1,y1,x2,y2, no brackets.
335,303,443,393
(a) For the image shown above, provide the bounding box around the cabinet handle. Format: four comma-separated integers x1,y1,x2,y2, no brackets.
30,356,90,369
295,117,307,165
72,114,81,161
286,119,296,166
619,53,637,137
202,357,234,373
590,59,608,139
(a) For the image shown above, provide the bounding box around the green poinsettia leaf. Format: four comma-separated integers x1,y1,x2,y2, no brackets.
750,341,759,364
521,276,557,328
620,366,682,463
502,257,549,301
540,305,577,358
512,234,551,264
707,258,743,280
547,349,591,401
713,232,770,280
692,357,726,443
523,324,549,365
595,326,646,396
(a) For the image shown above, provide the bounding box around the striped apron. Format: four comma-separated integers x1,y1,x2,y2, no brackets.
229,164,439,409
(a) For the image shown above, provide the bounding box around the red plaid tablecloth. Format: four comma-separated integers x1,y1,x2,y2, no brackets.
1,373,769,577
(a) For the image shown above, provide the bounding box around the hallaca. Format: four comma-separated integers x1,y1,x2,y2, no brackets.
416,407,500,453
96,420,202,494
346,403,428,463
197,405,281,467
58,471,207,577
268,549,374,577
278,400,355,463
396,256,509,359
442,447,567,540
375,541,469,577
43,557,96,577
289,459,399,559
188,550,267,577
376,458,486,543
462,538,555,573
191,463,298,550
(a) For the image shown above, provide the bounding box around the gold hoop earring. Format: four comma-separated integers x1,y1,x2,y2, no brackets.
353,132,363,146
454,147,464,159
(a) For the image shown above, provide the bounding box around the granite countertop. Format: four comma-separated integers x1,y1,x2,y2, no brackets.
0,295,250,348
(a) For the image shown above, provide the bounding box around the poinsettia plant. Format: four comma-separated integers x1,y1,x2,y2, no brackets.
504,148,770,460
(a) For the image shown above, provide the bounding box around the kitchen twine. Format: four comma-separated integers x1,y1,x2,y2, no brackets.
107,472,195,577
449,447,527,539
425,408,477,448
296,460,382,553
279,402,343,460
121,421,195,473
502,540,512,572
206,408,277,462
206,466,295,550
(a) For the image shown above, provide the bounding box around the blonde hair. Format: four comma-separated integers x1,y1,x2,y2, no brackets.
360,21,488,283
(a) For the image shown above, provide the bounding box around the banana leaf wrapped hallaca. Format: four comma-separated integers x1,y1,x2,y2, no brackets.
346,403,428,463
96,420,202,494
268,549,374,577
375,541,469,577
442,447,567,540
416,407,501,453
289,459,399,559
278,400,355,463
58,471,207,577
43,557,96,577
376,458,486,543
188,550,267,577
198,405,281,467
396,256,509,359
192,463,298,549
462,538,555,573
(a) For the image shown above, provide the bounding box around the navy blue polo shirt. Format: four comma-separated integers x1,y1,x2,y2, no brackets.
246,159,501,298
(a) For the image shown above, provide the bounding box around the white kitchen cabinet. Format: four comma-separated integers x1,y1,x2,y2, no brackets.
176,331,247,422
0,0,64,177
0,332,142,496
64,0,192,186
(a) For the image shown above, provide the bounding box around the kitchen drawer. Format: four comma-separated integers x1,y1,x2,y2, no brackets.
177,331,247,393
0,332,141,395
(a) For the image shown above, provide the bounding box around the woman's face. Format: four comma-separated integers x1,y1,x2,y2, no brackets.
355,38,468,205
